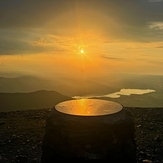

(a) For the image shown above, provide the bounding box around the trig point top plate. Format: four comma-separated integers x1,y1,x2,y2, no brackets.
55,99,123,116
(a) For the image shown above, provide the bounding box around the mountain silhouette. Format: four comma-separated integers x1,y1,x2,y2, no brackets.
0,90,72,112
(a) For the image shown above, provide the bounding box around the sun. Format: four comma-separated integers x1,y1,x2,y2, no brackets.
80,49,84,54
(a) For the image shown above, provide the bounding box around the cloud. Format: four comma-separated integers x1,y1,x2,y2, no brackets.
100,54,124,60
156,45,163,48
0,30,57,55
148,22,163,30
0,63,5,66
0,38,30,55
30,38,47,47
0,0,73,28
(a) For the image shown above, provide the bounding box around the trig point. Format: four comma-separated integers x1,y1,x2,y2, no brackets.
41,99,136,162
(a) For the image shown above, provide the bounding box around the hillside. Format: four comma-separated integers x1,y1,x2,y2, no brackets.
0,75,115,96
93,92,163,108
0,90,72,112
0,76,56,93
53,78,116,96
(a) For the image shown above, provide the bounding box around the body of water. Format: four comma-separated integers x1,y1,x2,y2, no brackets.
73,88,156,99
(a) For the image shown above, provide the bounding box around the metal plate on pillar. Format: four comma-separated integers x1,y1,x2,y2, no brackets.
55,99,123,116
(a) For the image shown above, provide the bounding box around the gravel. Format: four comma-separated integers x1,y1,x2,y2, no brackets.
0,107,163,163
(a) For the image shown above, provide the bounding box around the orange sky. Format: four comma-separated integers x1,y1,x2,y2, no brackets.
0,0,163,79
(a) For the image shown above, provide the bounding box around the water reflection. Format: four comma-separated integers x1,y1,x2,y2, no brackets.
73,88,156,99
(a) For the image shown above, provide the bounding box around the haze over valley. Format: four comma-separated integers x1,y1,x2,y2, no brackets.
0,72,163,111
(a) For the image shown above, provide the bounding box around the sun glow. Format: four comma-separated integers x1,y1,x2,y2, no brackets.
80,49,84,54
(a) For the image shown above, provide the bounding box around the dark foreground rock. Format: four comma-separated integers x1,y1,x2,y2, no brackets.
0,107,163,163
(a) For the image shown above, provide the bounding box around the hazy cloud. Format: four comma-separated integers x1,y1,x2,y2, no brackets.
149,22,163,30
0,0,73,28
30,38,47,47
156,45,163,48
100,54,124,60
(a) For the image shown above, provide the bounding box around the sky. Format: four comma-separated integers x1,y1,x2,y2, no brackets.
0,0,163,80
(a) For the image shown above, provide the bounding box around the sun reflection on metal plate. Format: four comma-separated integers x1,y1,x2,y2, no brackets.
55,99,123,116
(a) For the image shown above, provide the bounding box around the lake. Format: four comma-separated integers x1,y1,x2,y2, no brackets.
73,88,156,99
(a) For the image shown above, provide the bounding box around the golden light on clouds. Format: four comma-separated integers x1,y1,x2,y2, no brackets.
1,34,163,79
1,0,163,78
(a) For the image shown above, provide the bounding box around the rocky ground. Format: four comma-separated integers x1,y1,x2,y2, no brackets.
0,107,163,163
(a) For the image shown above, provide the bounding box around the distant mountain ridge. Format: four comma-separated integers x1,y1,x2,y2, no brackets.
0,73,163,109
0,75,56,93
0,90,72,112
0,75,116,96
